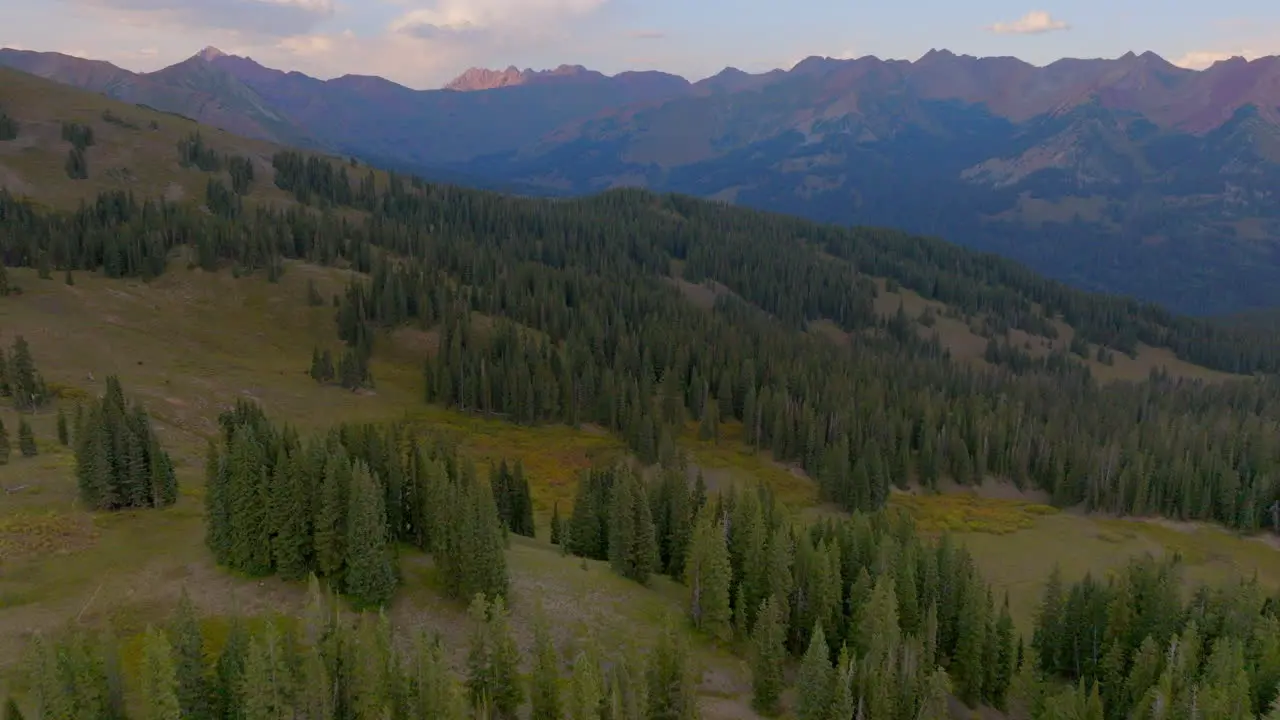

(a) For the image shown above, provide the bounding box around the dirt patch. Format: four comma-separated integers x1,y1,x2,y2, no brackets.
163,182,186,202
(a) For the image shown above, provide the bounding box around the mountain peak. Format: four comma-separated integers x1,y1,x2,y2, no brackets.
196,46,226,62
444,66,526,91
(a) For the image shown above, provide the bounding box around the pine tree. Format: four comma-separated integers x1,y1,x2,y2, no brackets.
530,602,563,720
16,418,35,457
167,590,211,720
608,465,658,584
488,595,524,719
828,646,854,720
646,620,699,720
0,418,9,465
796,623,833,720
56,408,69,445
550,502,563,545
751,598,786,716
569,649,603,720
467,594,495,710
8,337,46,411
342,460,398,608
139,627,182,720
685,506,732,641
2,699,23,720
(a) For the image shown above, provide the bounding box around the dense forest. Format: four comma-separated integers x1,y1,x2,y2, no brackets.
3,144,1280,534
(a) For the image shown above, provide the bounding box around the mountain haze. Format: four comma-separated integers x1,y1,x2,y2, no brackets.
3,46,1280,313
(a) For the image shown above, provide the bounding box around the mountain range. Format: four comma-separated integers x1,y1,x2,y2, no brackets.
2,45,1280,314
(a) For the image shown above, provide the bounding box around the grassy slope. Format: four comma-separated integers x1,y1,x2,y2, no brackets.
0,264,759,715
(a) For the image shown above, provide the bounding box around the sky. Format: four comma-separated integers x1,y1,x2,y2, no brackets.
1,0,1278,90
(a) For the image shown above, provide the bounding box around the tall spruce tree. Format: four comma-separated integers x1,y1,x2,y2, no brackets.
530,603,562,720
685,505,732,641
139,627,182,720
167,590,211,720
751,598,786,716
342,460,398,609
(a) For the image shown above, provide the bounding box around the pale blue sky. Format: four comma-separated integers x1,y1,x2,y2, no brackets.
1,0,1277,88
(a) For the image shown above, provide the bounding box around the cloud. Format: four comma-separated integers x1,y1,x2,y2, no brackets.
987,10,1069,35
66,0,335,37
1172,49,1262,70
627,30,664,40
389,0,605,38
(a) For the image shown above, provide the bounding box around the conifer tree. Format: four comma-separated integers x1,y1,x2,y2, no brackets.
828,646,854,720
488,596,524,719
608,465,658,584
685,506,732,641
569,649,603,720
646,620,699,720
751,598,786,716
550,502,563,545
2,699,22,720
73,376,176,510
343,460,398,609
212,617,249,720
796,623,833,720
7,337,47,411
139,627,182,720
16,418,36,457
167,590,211,720
0,418,8,465
56,408,69,446
530,603,563,720
467,594,495,711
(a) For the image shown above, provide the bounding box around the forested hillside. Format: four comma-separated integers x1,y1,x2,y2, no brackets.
3,68,1280,720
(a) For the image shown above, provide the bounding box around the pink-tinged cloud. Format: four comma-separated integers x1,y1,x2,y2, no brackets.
987,11,1069,35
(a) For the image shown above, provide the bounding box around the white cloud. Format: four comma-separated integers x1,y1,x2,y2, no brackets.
1172,49,1262,70
65,0,335,37
389,0,605,38
987,10,1069,35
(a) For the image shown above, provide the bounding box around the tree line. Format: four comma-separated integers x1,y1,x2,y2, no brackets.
3,145,1280,535
1019,555,1280,719
5,579,700,720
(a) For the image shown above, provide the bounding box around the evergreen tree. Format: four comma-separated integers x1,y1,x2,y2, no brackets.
0,418,9,465
342,460,398,609
550,502,563,545
685,506,732,641
796,623,833,720
2,699,22,720
139,627,182,720
608,465,658,584
167,590,211,720
569,649,603,720
7,336,47,411
646,620,699,720
56,408,69,446
530,603,563,720
17,418,36,457
488,596,524,719
751,598,786,716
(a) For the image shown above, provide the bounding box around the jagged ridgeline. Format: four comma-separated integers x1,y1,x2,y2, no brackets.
73,375,177,511
203,401,508,609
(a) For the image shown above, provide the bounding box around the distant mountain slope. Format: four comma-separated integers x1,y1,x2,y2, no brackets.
5,46,1280,314
0,48,314,145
